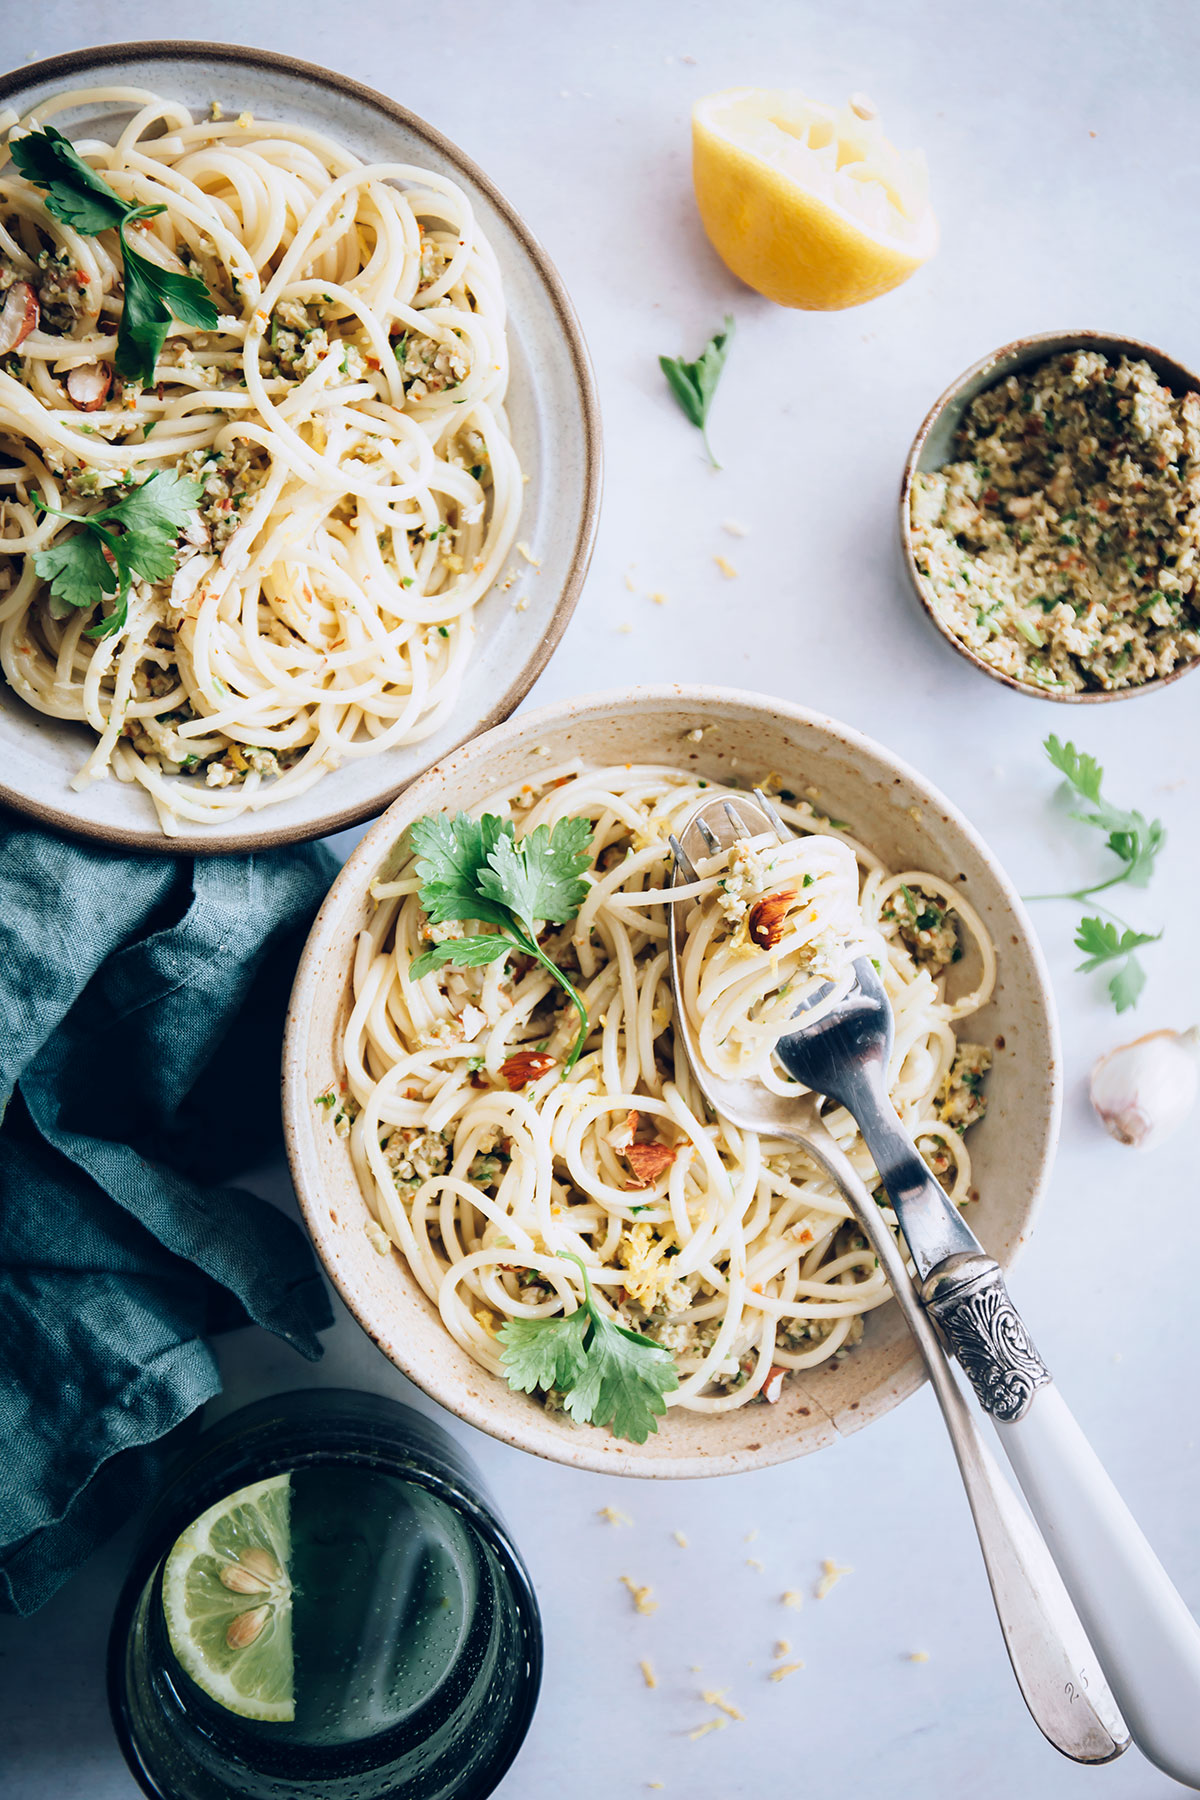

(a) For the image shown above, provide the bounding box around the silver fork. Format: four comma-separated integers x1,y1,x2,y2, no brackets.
670,789,1200,1785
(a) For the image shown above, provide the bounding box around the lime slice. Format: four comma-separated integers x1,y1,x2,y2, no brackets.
162,1472,295,1722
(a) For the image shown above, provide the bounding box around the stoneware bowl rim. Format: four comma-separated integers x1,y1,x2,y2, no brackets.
0,40,602,852
898,326,1200,704
283,683,1062,1480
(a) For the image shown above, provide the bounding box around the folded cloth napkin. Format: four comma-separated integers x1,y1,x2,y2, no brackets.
0,814,337,1615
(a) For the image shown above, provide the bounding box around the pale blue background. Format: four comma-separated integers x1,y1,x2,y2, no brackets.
3,3,1199,1796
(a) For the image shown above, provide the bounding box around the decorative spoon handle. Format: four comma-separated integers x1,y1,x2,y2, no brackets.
995,1382,1200,1789
847,1092,1200,1789
797,1122,1128,1766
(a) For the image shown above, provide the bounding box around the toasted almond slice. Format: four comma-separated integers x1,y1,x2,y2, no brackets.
0,281,39,355
66,362,113,411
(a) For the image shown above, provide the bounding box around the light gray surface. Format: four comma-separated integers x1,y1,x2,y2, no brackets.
3,2,1199,1796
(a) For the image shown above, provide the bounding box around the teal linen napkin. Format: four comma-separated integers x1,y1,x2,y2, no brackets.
0,816,336,1615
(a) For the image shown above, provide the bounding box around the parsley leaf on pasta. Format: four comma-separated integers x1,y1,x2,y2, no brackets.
478,816,592,927
498,1253,678,1444
409,812,513,927
33,529,119,614
408,935,513,979
11,124,218,386
498,1307,590,1397
408,810,595,1069
116,231,220,387
33,470,202,639
9,124,129,233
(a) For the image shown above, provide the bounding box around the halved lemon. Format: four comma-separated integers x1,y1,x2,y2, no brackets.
692,88,938,310
162,1472,295,1722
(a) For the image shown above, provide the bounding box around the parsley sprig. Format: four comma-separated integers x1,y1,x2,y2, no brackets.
1028,736,1166,1011
33,470,202,638
659,314,735,466
1073,918,1160,1015
408,811,594,1069
499,1251,679,1443
10,125,219,386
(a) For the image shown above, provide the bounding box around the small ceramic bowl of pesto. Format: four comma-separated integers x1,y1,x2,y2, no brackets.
900,328,1200,702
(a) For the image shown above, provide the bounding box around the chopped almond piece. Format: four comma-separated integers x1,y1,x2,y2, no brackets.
762,1365,788,1404
498,1050,556,1090
624,1141,677,1188
606,1109,639,1151
747,889,796,950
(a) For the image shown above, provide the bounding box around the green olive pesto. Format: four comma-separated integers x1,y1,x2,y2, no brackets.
910,350,1200,693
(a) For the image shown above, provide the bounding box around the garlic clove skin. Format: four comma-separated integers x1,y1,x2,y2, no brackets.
1089,1027,1200,1151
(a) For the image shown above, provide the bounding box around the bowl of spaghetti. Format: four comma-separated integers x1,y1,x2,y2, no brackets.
0,44,599,848
284,686,1060,1478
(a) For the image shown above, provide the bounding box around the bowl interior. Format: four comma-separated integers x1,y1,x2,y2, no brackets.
0,43,599,851
284,687,1061,1479
899,329,1200,705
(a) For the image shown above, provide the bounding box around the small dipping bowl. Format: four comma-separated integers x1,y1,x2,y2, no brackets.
899,328,1200,703
107,1389,541,1800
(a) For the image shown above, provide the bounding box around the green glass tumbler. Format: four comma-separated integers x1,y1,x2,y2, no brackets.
108,1388,541,1800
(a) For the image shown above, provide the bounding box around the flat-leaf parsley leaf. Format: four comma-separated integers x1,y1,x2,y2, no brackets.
1027,737,1166,1011
33,469,203,639
1074,917,1160,1014
659,314,735,467
498,1252,679,1443
1041,734,1165,893
11,125,218,387
407,810,594,1068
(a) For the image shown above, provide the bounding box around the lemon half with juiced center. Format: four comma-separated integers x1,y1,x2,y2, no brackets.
692,88,938,310
162,1472,295,1722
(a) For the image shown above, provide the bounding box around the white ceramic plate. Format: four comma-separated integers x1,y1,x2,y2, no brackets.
283,686,1062,1479
0,42,601,851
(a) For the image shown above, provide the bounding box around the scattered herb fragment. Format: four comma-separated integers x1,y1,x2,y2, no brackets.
1026,736,1166,1011
498,1251,678,1443
1074,918,1160,1014
659,314,735,467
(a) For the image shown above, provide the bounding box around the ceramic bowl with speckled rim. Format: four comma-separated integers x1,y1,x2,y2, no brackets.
0,42,601,852
899,328,1200,703
283,685,1061,1479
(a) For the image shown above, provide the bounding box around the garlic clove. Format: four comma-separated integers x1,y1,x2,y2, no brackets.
1089,1027,1200,1151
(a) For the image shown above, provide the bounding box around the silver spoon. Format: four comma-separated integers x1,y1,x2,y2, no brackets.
667,791,1128,1767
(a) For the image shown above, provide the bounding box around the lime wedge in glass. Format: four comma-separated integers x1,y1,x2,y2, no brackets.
162,1472,295,1722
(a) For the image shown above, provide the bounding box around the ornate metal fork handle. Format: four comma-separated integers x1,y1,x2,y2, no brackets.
922,1252,1053,1423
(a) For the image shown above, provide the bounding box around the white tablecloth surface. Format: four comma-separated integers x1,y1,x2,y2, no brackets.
4,4,1199,1794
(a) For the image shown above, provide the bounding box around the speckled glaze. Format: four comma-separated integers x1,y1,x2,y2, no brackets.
0,42,601,852
283,686,1062,1480
899,328,1200,704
